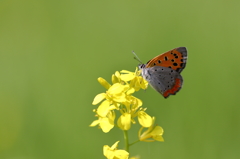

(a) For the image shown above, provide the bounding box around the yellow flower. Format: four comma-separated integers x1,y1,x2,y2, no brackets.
92,93,106,105
103,141,129,159
89,112,115,133
92,83,129,105
138,117,164,142
117,96,145,130
120,68,148,91
90,101,116,133
117,94,144,130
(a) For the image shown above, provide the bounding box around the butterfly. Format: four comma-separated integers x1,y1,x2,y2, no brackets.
138,47,187,98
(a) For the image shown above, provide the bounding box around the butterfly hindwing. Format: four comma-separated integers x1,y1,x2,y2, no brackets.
142,66,183,98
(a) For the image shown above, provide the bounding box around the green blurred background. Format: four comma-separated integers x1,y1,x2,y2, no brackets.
1,0,240,159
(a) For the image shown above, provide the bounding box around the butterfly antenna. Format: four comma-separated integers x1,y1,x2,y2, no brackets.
132,51,143,64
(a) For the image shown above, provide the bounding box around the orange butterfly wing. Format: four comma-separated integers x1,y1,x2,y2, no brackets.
145,47,187,73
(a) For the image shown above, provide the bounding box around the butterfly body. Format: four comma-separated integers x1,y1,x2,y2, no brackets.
139,47,187,98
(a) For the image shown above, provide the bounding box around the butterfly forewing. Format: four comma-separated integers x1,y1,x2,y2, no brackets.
146,47,187,73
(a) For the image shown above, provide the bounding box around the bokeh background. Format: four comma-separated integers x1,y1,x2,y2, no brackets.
1,0,240,159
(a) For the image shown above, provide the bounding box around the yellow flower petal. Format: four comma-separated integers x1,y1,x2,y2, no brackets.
120,73,135,81
150,125,164,135
117,113,131,130
153,134,164,142
120,70,133,74
110,141,119,149
92,93,106,105
114,150,129,159
100,117,114,133
129,156,140,159
97,100,110,117
138,111,152,127
150,126,164,141
126,87,135,95
108,83,127,94
140,77,148,90
89,120,100,127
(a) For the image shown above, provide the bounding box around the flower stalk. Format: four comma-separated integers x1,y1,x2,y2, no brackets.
123,130,129,152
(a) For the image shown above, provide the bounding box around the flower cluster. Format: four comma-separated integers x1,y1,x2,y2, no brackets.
90,68,164,159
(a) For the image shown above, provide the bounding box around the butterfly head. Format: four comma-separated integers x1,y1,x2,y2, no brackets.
138,64,146,70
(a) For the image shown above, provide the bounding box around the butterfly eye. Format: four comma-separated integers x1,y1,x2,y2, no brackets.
139,64,145,68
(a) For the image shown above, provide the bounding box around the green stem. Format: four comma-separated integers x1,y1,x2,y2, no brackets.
129,140,140,146
123,130,129,152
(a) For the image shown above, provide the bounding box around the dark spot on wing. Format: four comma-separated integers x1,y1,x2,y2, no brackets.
173,63,178,66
